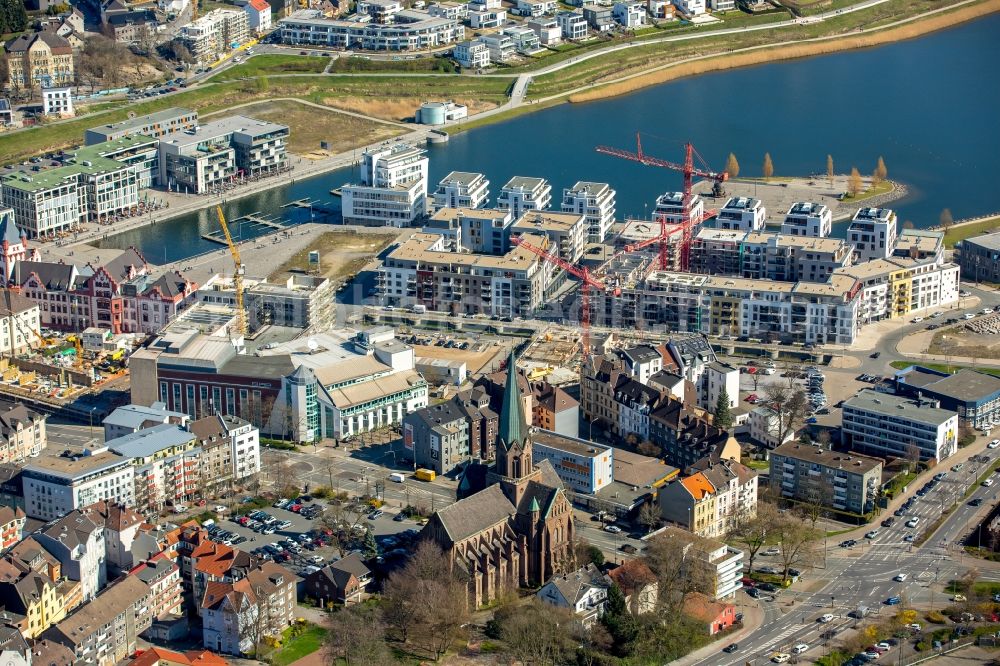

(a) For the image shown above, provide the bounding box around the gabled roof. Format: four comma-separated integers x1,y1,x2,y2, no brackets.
606,559,657,596
128,647,229,666
144,271,193,299
540,563,606,606
0,210,22,245
0,289,36,316
680,472,715,500
249,0,271,10
103,246,148,281
13,261,77,290
4,32,72,55
431,484,514,544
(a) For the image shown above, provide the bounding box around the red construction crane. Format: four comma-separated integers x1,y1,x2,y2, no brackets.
511,235,620,359
596,134,728,271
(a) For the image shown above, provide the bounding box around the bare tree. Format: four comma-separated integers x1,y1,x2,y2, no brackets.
940,208,954,231
637,502,661,533
798,474,832,528
763,384,809,445
728,502,780,575
326,605,392,665
816,428,832,449
644,533,714,611
493,599,575,665
826,154,834,187
774,513,820,584
905,442,922,474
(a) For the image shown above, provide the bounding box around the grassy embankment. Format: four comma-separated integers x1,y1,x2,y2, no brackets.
552,0,1000,103
0,75,513,164
889,360,1000,378
944,216,1000,248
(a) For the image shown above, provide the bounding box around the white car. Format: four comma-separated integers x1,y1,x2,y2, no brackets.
912,317,924,323
964,313,976,319
603,525,622,534
214,505,227,513
771,653,791,664
894,573,908,582
172,504,188,514
984,478,995,487
989,439,1000,449
792,644,810,655
762,546,780,556
818,614,835,623
906,518,919,528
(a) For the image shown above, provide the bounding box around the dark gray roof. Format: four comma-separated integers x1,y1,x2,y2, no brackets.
920,369,1000,403
102,247,147,281
622,345,660,364
433,484,514,544
38,510,101,551
541,563,606,605
13,261,76,290
0,210,21,245
330,552,370,579
0,290,34,316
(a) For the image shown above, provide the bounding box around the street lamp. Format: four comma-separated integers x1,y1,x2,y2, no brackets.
89,406,98,439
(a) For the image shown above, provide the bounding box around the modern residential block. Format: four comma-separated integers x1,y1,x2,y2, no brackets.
561,181,616,243
842,389,958,462
716,196,766,232
781,201,832,238
531,430,613,494
341,144,428,227
433,171,490,210
85,108,198,144
179,9,249,63
770,442,882,516
848,207,898,262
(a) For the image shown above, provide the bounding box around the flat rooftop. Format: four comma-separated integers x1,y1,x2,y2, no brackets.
962,231,1000,252
25,450,129,479
851,207,894,223
786,201,828,216
772,441,883,473
385,231,546,272
532,429,611,459
512,211,584,233
844,389,956,425
438,171,486,187
918,368,1000,403
159,115,287,149
566,181,611,195
87,107,195,135
106,424,195,459
430,207,509,222
722,196,761,211
502,176,548,192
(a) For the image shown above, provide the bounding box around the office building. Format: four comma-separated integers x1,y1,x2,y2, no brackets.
561,181,615,243
895,365,1000,430
842,389,958,462
279,9,465,50
74,134,161,189
848,207,897,262
432,171,489,210
781,202,832,238
770,442,882,516
1,170,83,238
179,9,249,63
158,115,288,194
85,108,198,144
531,430,613,494
497,176,552,220
716,197,766,232
956,231,1000,283
341,144,428,227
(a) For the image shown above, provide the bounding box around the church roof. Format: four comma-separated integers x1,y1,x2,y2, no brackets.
0,210,21,245
497,351,527,449
432,484,514,544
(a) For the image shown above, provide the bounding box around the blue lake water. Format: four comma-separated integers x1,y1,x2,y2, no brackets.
99,13,1000,262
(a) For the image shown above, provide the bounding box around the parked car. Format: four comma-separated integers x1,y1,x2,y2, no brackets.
723,644,739,654
885,596,902,605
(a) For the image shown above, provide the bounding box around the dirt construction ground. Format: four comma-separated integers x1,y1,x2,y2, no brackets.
929,326,1000,360
268,230,397,284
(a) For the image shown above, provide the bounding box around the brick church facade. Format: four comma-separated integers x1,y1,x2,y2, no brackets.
422,353,575,607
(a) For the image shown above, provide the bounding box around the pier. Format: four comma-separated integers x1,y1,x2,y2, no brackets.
200,212,285,244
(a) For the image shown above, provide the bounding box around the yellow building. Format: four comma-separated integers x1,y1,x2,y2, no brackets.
4,32,75,90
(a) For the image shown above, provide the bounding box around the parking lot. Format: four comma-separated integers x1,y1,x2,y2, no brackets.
204,495,425,578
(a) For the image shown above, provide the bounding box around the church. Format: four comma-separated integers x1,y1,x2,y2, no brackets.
421,353,576,607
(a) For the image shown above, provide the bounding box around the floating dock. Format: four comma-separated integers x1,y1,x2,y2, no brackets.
200,212,285,244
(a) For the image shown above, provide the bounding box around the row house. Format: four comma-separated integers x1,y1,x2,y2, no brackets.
0,401,47,464
649,398,740,473
34,510,107,603
106,425,201,514
0,506,25,551
132,554,184,620
167,523,258,615
474,366,579,438
0,538,80,638
402,389,498,475
657,461,758,539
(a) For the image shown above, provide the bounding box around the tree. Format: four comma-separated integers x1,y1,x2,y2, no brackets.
325,605,393,665
638,501,660,533
875,156,888,182
643,533,713,611
362,527,378,559
826,154,834,187
848,167,863,197
905,441,922,474
602,582,639,656
774,513,820,584
575,538,605,567
637,440,660,457
903,220,915,229
940,208,954,231
762,152,774,180
0,52,8,88
493,599,575,665
0,0,28,34
816,428,832,449
798,474,832,528
728,502,781,575
763,384,809,445
713,387,733,430
725,152,740,179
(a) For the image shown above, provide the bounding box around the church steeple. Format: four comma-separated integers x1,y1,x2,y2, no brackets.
498,350,527,448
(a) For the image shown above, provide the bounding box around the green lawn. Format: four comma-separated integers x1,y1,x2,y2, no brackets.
216,54,330,78
271,624,329,666
944,216,1000,248
889,360,1000,378
839,179,894,204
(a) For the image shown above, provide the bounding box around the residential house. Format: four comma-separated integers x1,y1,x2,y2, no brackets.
0,626,30,666
651,527,743,600
86,500,145,576
474,367,578,438
169,524,257,614
302,552,372,606
682,592,736,634
132,555,184,620
242,0,272,33
201,562,296,656
581,4,614,31
612,1,645,27
0,291,41,358
0,401,47,464
527,18,561,45
0,538,78,638
748,405,794,449
536,563,608,627
475,34,515,64
649,398,741,473
0,506,25,551
3,32,74,90
34,510,106,602
606,559,658,615
770,442,882,516
657,472,717,537
128,647,229,666
556,10,587,39
616,378,666,442
696,460,758,536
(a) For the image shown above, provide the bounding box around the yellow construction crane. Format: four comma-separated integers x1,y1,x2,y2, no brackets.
216,206,248,337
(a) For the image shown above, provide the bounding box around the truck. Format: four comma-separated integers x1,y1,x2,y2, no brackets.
415,468,436,482
411,304,427,314
388,472,406,483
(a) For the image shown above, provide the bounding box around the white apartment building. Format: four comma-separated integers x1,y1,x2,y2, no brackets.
656,527,744,601
532,430,613,494
842,390,958,463
556,10,587,39
41,87,73,117
782,201,832,238
476,33,515,63
1,171,82,237
468,6,506,28
454,40,489,69
527,18,561,45
216,414,260,481
503,25,540,53
620,345,662,385
240,0,272,33
749,405,795,449
698,361,738,413
672,0,705,15
279,9,465,50
848,207,897,262
497,176,552,219
35,510,106,601
428,1,469,19
653,191,704,226
690,228,853,284
612,1,645,27
709,0,735,10
22,451,136,521
0,291,41,357
106,424,200,513
561,181,615,243
514,0,555,16
716,196,766,232
432,171,489,210
357,0,402,21
511,210,587,263
179,9,249,63
341,144,428,227
836,257,959,323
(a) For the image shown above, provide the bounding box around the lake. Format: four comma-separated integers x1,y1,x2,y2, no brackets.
99,13,1000,262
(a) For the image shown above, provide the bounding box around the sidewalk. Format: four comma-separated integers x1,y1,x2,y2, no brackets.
670,598,765,666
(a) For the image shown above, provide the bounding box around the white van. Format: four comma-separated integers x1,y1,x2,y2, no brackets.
388,472,406,483
411,304,427,314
